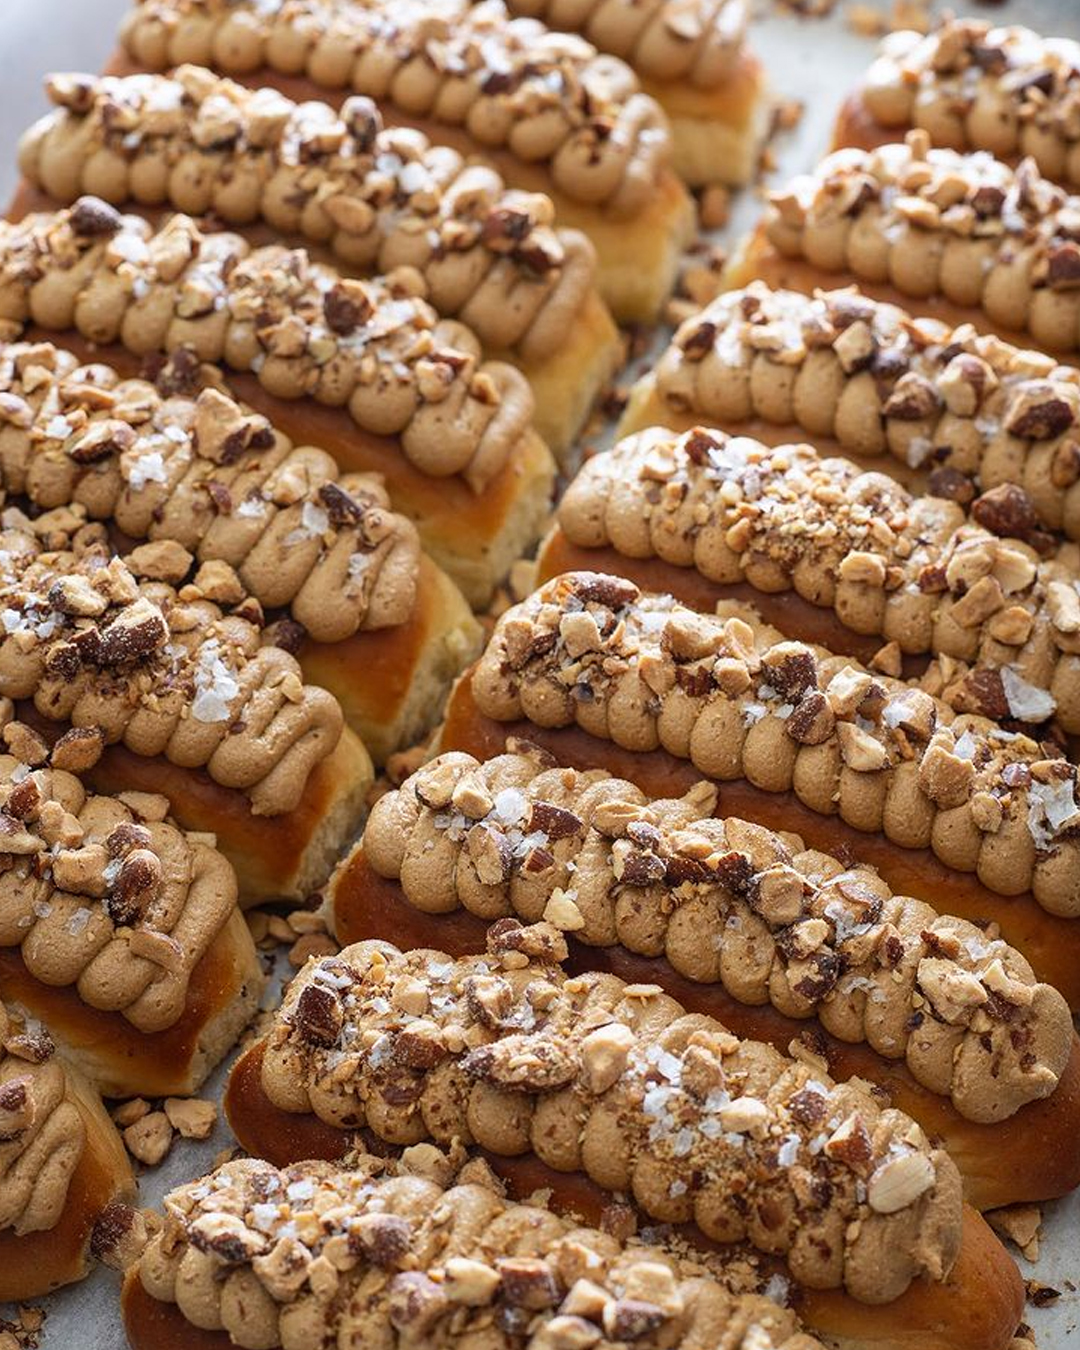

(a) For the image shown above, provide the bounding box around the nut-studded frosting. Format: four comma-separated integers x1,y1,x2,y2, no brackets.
506,0,748,87
137,1151,822,1350
261,924,963,1302
558,425,1080,730
652,284,1080,540
473,573,1080,915
0,339,421,643
0,505,342,815
0,1000,85,1236
765,132,1080,357
118,0,671,216
0,724,241,1032
364,745,1074,1123
19,69,598,364
861,21,1080,189
0,199,534,493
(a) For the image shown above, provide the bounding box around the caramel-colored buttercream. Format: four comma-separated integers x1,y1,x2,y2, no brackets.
0,1000,85,1237
558,424,1080,730
118,0,671,217
19,69,598,364
472,573,1080,914
364,744,1073,1122
134,1150,820,1350
860,21,1080,189
257,923,962,1302
0,506,341,814
0,199,533,493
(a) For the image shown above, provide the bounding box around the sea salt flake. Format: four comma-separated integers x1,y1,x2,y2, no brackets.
127,451,168,492
1001,666,1055,723
67,906,93,936
191,639,241,723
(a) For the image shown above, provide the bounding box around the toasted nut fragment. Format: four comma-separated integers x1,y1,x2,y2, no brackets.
467,823,513,886
918,956,988,1022
288,932,338,967
192,559,245,605
127,539,194,584
2,723,49,767
353,1213,412,1269
48,573,108,617
123,1110,174,1166
444,1257,501,1306
825,667,874,718
414,759,460,809
112,1097,151,1128
451,772,494,819
718,1096,769,1134
785,691,835,745
867,1152,936,1214
292,983,343,1047
163,1097,218,1140
917,738,975,808
388,1272,450,1332
836,722,888,772
580,1021,635,1094
824,1112,873,1171
498,1257,559,1310
543,889,586,931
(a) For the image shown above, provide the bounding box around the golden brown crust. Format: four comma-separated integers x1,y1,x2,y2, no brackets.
255,924,963,1303
857,21,1080,189
0,1000,136,1299
556,424,1080,731
0,339,421,643
19,70,599,365
128,1151,821,1350
642,283,1080,540
0,200,534,494
362,745,1073,1123
118,0,671,218
472,573,1080,916
0,736,240,1034
764,132,1080,357
0,505,342,815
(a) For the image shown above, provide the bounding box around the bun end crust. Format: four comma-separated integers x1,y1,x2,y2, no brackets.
82,722,373,906
0,906,263,1098
831,90,903,158
300,555,482,765
222,1041,1021,1350
642,49,772,189
0,1008,136,1301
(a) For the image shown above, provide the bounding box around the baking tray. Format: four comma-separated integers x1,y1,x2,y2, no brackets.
0,0,1078,1343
